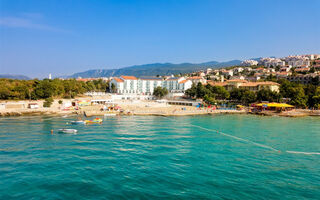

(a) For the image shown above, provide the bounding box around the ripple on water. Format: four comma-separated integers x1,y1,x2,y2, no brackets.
0,115,320,199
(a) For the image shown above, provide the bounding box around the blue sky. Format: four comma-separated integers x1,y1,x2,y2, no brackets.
0,0,319,78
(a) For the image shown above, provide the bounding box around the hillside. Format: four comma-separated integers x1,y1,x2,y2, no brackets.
0,74,30,80
69,60,242,78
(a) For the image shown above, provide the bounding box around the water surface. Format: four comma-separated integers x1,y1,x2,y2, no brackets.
0,115,319,199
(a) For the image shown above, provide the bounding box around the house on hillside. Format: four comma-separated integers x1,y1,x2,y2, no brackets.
187,76,207,85
209,80,280,92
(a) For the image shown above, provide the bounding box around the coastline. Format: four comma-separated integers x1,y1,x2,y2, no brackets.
1,98,320,118
1,107,319,118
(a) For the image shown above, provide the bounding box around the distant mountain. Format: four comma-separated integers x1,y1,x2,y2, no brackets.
69,60,242,78
0,74,30,80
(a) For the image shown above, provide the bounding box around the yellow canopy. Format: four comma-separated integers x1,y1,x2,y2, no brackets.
236,105,244,108
256,103,294,108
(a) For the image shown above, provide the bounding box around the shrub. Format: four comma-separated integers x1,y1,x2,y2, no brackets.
43,97,54,107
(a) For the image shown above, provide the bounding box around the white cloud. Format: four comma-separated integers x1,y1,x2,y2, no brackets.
20,12,44,19
0,16,70,33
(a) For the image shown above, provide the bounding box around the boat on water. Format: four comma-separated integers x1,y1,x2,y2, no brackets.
70,120,85,125
84,118,103,124
58,129,78,134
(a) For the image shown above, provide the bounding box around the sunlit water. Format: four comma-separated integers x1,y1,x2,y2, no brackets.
0,115,319,199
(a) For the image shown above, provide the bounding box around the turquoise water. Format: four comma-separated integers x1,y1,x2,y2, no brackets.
0,115,320,199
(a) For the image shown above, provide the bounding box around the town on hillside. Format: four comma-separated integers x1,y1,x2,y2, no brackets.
1,53,320,117
81,54,320,95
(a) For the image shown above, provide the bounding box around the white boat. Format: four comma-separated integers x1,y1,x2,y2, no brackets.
58,129,78,134
104,113,116,116
70,120,85,125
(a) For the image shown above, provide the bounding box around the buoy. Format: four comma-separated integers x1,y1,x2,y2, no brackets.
51,129,53,135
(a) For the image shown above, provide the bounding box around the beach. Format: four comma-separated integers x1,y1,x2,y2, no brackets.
1,97,320,117
0,97,245,117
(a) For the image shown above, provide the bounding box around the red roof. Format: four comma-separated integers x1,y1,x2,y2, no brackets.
113,77,124,82
276,72,289,75
179,80,188,84
256,81,280,86
226,79,247,83
187,76,202,80
121,75,138,80
295,68,310,72
208,81,228,86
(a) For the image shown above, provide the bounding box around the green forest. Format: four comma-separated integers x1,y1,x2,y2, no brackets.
0,78,109,100
185,80,320,109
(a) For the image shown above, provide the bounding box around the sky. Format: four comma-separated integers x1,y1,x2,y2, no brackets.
0,0,319,78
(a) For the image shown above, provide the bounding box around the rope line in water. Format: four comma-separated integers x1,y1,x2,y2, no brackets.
161,116,320,155
186,123,280,152
286,151,320,155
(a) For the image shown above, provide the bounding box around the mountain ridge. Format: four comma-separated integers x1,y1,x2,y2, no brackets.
0,74,30,80
69,60,242,78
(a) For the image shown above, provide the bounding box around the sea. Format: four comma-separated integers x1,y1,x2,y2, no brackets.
0,115,319,199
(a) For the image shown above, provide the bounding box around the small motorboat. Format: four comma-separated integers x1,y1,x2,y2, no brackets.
84,118,103,124
104,113,116,116
58,129,78,134
70,120,85,125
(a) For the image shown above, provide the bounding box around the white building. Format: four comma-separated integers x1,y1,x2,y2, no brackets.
259,58,286,68
163,77,192,93
230,76,245,80
206,68,212,74
138,77,163,95
220,69,234,77
187,76,207,85
284,56,311,68
121,76,138,93
233,67,244,74
244,67,253,72
110,76,192,95
109,77,124,93
240,60,258,66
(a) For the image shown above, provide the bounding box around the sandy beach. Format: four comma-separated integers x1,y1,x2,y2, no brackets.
0,97,244,117
1,97,319,117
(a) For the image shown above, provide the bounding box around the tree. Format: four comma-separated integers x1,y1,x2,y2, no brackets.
43,97,54,107
153,86,168,99
310,67,315,73
257,89,280,102
185,83,197,98
203,94,215,105
207,85,230,99
265,74,277,82
196,82,210,98
111,83,116,93
0,78,93,100
241,90,257,105
312,92,320,109
230,88,256,105
288,86,307,108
